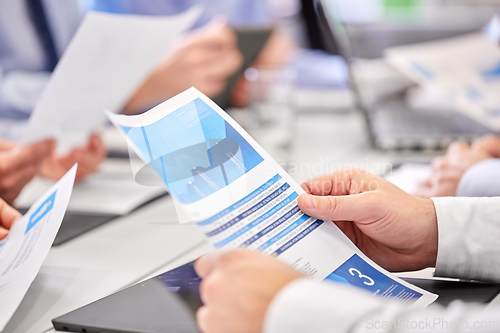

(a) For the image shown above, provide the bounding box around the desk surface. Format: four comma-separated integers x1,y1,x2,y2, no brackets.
5,110,498,333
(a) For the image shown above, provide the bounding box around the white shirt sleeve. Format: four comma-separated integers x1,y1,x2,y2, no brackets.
456,159,500,197
264,196,500,333
265,279,500,333
432,196,500,282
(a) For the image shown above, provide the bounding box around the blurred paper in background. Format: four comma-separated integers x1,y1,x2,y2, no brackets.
385,32,500,130
21,8,200,153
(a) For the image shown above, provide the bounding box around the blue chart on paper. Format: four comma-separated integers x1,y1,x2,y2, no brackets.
120,98,264,204
325,254,422,303
26,191,57,234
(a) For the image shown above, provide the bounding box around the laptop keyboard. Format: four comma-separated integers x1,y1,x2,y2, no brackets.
371,105,494,149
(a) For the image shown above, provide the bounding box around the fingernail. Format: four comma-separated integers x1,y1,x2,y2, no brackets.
303,195,316,209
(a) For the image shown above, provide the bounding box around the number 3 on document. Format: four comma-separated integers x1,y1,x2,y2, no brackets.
349,268,374,286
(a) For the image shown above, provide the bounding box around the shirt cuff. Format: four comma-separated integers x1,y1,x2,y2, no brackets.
432,197,500,282
264,278,382,333
457,158,500,197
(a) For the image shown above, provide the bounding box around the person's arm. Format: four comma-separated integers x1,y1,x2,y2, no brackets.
268,195,500,333
433,196,500,281
455,158,500,197
266,278,500,333
194,170,500,333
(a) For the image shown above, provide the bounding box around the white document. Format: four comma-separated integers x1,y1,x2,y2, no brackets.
0,165,77,331
385,32,500,130
21,8,200,154
108,88,438,307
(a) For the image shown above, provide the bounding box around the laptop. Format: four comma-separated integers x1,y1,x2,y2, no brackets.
315,0,494,150
52,260,500,333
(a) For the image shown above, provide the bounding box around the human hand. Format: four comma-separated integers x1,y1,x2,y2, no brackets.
0,198,22,240
414,140,493,198
471,134,500,157
40,134,106,183
297,169,438,272
230,31,296,108
124,19,243,114
195,249,303,333
0,139,55,204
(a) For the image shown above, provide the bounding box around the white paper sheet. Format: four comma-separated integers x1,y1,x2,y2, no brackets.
108,88,438,308
20,8,200,154
385,32,500,130
0,165,77,331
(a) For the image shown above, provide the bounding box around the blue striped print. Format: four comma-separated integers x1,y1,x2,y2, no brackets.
257,214,311,251
240,205,301,247
206,183,290,237
271,220,324,257
198,174,282,226
214,192,299,248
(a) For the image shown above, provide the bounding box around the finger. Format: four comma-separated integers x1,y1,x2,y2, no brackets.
1,140,55,172
196,306,212,333
472,135,500,157
413,184,433,199
0,227,8,240
298,192,377,222
300,182,311,194
196,50,243,79
0,198,21,230
195,254,218,279
0,140,16,151
431,156,448,171
0,164,40,204
301,169,375,197
189,23,236,51
447,141,469,155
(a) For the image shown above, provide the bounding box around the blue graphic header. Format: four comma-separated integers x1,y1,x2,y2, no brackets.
26,191,57,234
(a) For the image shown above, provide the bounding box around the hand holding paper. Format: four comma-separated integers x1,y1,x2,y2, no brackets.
0,165,77,331
124,19,243,114
40,134,107,183
108,88,437,308
0,139,55,204
298,169,439,272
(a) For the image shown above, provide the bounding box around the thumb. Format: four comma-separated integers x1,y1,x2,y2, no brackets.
298,193,374,222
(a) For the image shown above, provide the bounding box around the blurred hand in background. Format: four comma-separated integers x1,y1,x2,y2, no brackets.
124,19,243,114
40,134,106,183
0,198,22,240
0,139,55,204
414,135,500,198
230,31,297,108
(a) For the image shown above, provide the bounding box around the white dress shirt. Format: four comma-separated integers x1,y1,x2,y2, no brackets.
264,197,500,333
0,0,81,140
